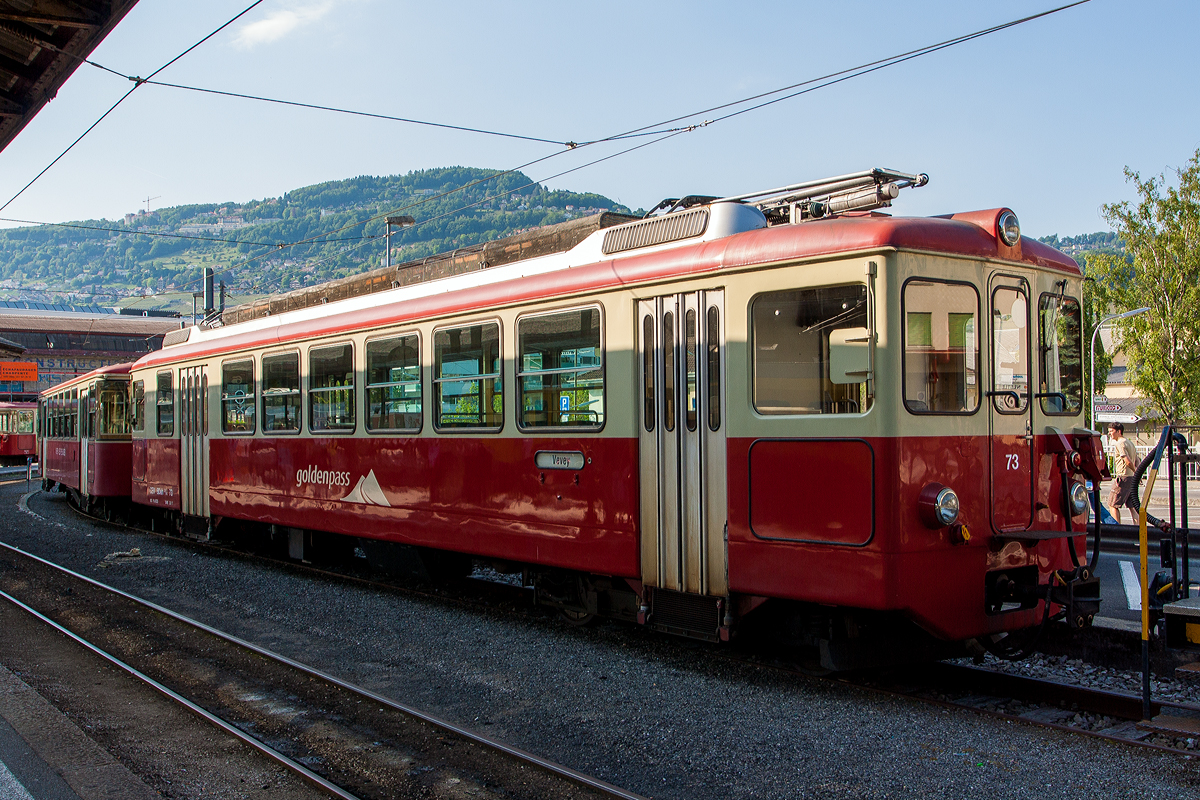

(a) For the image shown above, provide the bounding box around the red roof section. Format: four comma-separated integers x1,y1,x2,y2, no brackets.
138,209,1080,368
40,361,134,395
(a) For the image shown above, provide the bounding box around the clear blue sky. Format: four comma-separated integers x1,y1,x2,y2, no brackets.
1,0,1197,238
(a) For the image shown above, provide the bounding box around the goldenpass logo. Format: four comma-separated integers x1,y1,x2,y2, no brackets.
295,465,353,488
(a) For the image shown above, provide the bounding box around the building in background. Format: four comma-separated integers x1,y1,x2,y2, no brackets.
0,303,180,400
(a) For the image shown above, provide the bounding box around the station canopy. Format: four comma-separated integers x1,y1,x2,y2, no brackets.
0,0,140,154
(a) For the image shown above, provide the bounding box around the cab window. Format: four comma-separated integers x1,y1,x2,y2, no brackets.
1038,294,1083,415
903,280,980,414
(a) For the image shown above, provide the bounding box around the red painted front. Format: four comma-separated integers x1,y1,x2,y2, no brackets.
0,434,36,458
727,433,1089,641
43,439,81,490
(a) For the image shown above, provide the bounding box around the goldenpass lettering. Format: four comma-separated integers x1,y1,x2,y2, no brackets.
295,465,353,488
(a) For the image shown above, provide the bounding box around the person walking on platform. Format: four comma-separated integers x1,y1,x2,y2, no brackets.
1106,422,1139,524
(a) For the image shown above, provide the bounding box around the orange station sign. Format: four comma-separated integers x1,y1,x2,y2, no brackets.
0,362,37,382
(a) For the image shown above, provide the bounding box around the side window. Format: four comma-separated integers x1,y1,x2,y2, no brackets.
99,382,130,438
309,343,355,432
156,372,174,436
366,334,421,432
221,360,256,434
69,389,77,438
132,380,145,432
752,284,872,415
517,307,603,429
903,280,980,414
262,352,301,433
1038,294,1083,415
434,322,502,429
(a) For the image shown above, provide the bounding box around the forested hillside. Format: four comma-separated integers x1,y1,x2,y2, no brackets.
0,167,635,310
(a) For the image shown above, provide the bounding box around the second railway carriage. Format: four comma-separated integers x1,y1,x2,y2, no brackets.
40,363,134,514
0,401,37,464
122,170,1106,667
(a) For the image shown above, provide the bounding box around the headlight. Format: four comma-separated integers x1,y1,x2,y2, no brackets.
1070,481,1090,516
934,487,960,526
918,483,961,528
997,210,1021,246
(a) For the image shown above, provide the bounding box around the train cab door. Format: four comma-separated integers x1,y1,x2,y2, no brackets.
78,386,90,496
637,290,728,601
179,365,209,524
988,274,1034,532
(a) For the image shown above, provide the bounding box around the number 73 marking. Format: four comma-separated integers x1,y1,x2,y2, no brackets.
1005,453,1021,470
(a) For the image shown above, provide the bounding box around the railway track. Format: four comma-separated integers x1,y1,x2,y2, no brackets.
26,488,1200,766
0,540,645,800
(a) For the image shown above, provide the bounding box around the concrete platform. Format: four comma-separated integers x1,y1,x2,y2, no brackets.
0,665,158,800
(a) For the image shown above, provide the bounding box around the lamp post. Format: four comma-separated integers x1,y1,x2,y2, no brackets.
1090,306,1150,429
385,215,415,269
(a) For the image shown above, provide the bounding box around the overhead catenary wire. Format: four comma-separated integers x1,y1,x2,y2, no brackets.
7,1,1092,301
0,0,268,213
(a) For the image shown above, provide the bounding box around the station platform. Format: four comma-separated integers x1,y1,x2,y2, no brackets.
0,665,158,800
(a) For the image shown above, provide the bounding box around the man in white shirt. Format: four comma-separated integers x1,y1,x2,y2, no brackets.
1105,422,1140,524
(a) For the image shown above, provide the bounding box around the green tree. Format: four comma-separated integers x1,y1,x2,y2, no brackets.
1088,149,1200,424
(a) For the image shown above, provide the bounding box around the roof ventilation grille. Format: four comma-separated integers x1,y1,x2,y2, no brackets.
162,327,192,347
602,208,709,255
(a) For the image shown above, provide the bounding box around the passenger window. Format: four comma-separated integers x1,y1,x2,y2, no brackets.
517,307,603,430
309,343,355,432
366,334,421,432
752,284,871,414
98,382,129,438
221,360,256,434
132,380,145,432
903,281,980,414
1038,294,1083,415
434,322,502,429
156,372,174,435
262,353,301,433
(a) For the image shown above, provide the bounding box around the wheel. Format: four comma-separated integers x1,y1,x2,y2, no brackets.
558,607,597,627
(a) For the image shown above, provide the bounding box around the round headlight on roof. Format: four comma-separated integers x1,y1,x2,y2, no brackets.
998,210,1021,246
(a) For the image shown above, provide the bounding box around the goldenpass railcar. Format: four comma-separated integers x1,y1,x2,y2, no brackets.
0,401,37,464
112,170,1103,667
39,362,134,515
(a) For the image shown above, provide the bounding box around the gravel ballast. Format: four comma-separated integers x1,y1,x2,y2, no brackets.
4,480,1200,799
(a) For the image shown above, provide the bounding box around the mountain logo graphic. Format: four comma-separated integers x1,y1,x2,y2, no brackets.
339,470,392,507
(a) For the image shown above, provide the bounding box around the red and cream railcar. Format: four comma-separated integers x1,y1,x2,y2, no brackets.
123,171,1104,666
40,363,134,512
0,402,37,464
